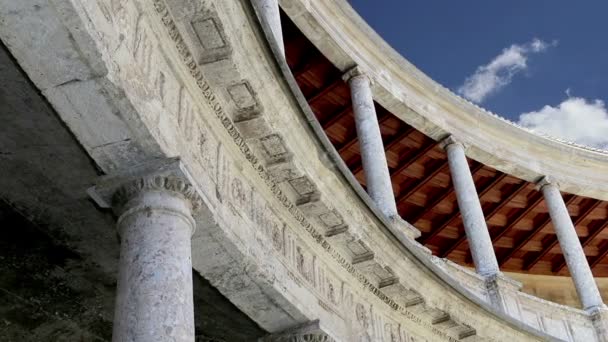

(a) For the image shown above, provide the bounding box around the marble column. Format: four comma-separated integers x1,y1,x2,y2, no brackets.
252,0,284,56
537,176,604,311
442,136,499,277
343,66,398,220
88,159,202,342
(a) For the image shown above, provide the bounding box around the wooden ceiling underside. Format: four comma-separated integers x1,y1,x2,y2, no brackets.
281,14,608,277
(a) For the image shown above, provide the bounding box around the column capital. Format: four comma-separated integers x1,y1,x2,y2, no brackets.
535,175,558,191
342,65,373,85
439,135,466,150
88,157,203,213
261,320,335,342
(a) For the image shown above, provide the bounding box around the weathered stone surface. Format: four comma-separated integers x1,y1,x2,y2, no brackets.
344,66,400,221
538,177,604,311
443,136,499,278
1,0,606,340
106,176,199,342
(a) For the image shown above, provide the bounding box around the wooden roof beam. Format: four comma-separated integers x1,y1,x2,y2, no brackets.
306,77,343,104
551,201,606,273
440,178,527,258
387,141,439,179
348,124,415,172
552,220,608,273
421,167,502,245
408,163,484,224
353,125,434,178
346,113,393,171
499,195,576,267
494,193,547,265
524,198,599,271
487,182,534,243
322,105,351,131
395,161,449,207
291,53,324,79
384,126,417,153
590,240,608,269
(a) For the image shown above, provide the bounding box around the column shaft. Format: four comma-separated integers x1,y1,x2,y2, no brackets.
541,181,604,310
113,189,196,342
252,0,284,56
347,72,399,219
445,140,499,276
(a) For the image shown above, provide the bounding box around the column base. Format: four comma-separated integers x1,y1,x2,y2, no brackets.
389,215,421,239
588,305,608,342
483,273,523,313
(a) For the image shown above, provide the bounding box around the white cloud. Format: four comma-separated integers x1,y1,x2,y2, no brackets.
518,97,608,149
458,39,555,103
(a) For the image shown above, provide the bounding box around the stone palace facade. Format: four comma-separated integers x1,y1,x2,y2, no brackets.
1,0,608,341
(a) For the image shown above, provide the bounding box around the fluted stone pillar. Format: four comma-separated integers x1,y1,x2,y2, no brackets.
442,136,499,277
88,159,202,342
343,66,398,220
537,176,604,311
252,0,284,56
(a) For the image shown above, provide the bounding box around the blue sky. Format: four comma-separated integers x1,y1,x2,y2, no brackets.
350,1,608,148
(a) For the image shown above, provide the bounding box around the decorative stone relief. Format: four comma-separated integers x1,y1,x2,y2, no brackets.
261,320,336,342
289,176,317,198
227,81,261,119
163,0,232,64
260,134,292,165
225,80,271,139
87,158,203,214
318,210,349,237
113,174,202,211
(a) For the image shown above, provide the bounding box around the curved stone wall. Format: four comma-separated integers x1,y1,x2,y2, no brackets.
1,0,606,340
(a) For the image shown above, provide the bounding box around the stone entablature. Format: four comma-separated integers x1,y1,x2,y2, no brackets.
0,0,604,341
